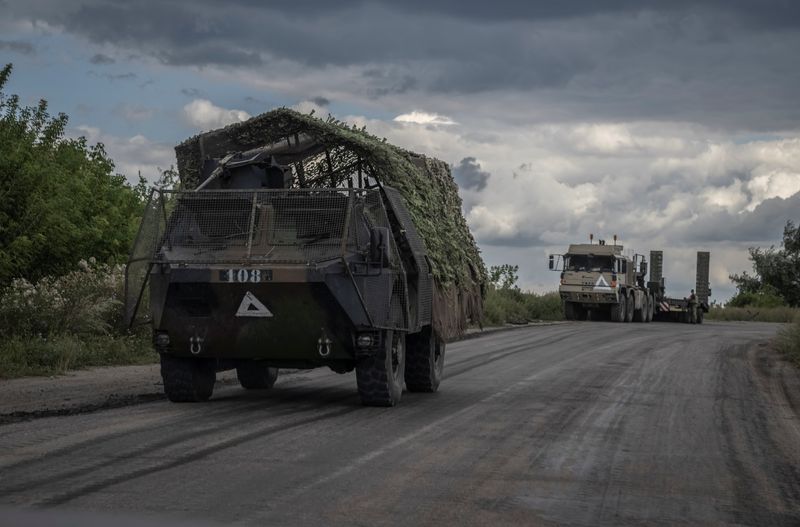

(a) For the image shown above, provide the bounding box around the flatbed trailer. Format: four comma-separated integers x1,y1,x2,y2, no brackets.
649,251,711,324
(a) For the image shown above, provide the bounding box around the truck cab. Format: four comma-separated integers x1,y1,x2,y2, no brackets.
549,240,654,322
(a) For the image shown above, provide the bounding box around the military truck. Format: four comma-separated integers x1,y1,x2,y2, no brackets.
124,109,485,407
548,237,710,323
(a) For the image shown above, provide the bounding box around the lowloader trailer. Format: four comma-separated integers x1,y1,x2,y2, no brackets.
649,250,711,324
548,237,710,324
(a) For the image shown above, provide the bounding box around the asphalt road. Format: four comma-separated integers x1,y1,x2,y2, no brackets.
1,321,798,526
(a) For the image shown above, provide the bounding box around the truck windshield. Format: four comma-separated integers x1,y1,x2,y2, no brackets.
565,255,614,272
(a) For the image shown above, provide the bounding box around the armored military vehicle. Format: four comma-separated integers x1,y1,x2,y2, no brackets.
124,109,485,406
549,236,710,323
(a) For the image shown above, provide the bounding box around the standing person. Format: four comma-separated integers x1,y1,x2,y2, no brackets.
688,289,698,324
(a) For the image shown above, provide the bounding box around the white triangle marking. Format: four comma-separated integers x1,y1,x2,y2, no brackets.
236,291,273,318
594,275,612,291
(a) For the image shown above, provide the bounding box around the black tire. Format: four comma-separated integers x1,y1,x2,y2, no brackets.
633,293,645,322
405,327,445,393
625,293,635,322
161,355,215,402
645,295,653,322
611,294,626,322
236,362,279,390
564,301,576,320
697,309,704,324
356,330,405,407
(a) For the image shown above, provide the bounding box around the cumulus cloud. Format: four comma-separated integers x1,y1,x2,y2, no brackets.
182,99,251,130
344,114,800,299
72,125,175,184
394,111,457,126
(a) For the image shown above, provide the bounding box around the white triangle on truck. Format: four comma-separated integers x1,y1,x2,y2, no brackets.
594,275,612,291
236,291,273,317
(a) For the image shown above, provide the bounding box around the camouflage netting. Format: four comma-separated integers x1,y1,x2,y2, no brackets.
174,108,486,339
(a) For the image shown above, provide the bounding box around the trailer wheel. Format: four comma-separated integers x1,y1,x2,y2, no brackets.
161,355,215,402
644,295,653,322
611,294,626,322
405,327,445,393
356,330,405,407
236,361,279,390
625,293,635,322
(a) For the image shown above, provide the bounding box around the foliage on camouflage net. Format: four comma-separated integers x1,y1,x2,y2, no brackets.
175,108,487,293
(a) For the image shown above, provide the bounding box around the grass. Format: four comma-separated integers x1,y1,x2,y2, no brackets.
705,306,800,323
0,333,155,379
483,287,563,326
776,320,800,368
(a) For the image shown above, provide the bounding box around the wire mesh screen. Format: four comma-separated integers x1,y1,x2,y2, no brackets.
157,189,360,264
124,190,168,326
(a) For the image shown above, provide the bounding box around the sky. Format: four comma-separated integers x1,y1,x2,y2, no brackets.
2,0,799,302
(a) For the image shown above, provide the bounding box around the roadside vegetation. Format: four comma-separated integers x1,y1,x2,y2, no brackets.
482,264,563,325
0,260,154,378
705,306,800,323
712,220,800,365
0,63,155,378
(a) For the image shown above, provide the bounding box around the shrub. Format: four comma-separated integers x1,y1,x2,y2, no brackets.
727,290,787,308
482,287,564,326
777,320,800,368
0,258,125,337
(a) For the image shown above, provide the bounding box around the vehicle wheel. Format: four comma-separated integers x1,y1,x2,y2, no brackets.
236,361,279,389
697,309,704,324
356,330,405,406
161,355,215,402
645,295,653,322
564,301,577,321
611,294,626,322
625,293,635,322
633,293,645,322
643,295,651,322
405,327,445,393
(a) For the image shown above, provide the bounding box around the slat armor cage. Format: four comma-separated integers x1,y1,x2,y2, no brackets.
125,188,409,330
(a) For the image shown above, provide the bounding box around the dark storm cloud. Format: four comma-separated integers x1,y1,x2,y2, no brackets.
453,157,490,191
679,192,800,244
0,39,34,55
5,0,800,129
310,96,330,107
89,53,115,64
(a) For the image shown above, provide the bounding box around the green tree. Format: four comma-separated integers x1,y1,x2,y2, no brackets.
0,63,146,286
489,264,519,291
729,220,800,307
